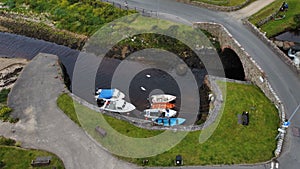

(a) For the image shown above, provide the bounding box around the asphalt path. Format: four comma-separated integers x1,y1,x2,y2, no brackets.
109,0,300,169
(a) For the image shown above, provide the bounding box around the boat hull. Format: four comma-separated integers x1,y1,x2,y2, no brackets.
153,118,186,126
150,94,176,103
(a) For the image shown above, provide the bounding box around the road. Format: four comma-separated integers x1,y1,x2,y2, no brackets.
108,0,300,169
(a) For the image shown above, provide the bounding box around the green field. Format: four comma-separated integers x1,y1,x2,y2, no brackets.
0,136,64,169
0,146,64,169
0,0,134,35
249,0,300,37
193,0,253,6
57,82,279,166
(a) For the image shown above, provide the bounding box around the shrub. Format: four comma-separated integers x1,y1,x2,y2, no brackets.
0,136,16,146
0,89,10,104
294,14,300,27
0,161,5,168
0,106,12,119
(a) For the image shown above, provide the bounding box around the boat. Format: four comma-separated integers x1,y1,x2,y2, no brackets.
153,118,186,126
144,108,177,119
97,99,135,113
95,88,125,101
150,94,176,103
151,102,175,109
288,46,300,58
288,46,300,67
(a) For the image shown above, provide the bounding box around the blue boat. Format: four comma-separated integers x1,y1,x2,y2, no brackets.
153,118,186,127
95,89,125,101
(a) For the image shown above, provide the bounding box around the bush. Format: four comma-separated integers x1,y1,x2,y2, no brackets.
294,14,300,27
0,161,5,168
0,136,16,146
0,89,10,104
0,106,12,119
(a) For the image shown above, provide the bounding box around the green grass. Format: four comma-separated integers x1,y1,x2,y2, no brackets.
57,82,279,166
193,0,253,6
249,0,300,37
0,88,18,123
0,136,64,169
56,93,81,127
0,0,135,35
0,88,10,105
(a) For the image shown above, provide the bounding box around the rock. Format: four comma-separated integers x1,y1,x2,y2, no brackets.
274,40,283,48
175,64,188,76
283,41,291,50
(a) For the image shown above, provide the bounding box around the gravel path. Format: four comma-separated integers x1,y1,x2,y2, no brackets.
0,53,136,169
229,0,276,20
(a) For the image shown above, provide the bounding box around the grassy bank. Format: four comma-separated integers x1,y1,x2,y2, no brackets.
57,82,279,166
0,88,18,123
0,137,64,168
249,0,300,37
0,0,134,36
193,0,253,6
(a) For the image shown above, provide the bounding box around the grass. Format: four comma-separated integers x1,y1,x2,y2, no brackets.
0,0,135,36
56,93,81,127
0,88,10,105
57,82,279,166
193,0,254,6
249,0,300,37
0,88,18,123
0,136,64,169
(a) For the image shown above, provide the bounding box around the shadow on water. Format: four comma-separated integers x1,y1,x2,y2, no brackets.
275,29,300,44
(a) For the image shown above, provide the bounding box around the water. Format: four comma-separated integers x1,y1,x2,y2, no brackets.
275,29,300,43
0,32,207,124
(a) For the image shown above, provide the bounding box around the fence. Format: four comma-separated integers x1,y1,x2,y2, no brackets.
100,0,158,17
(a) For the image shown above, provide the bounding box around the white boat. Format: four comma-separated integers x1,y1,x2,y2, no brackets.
95,88,125,101
288,46,300,67
288,46,300,58
97,99,136,113
144,108,177,119
150,94,176,103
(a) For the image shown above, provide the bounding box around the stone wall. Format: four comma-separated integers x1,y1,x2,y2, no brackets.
194,22,285,157
243,19,300,73
176,0,251,12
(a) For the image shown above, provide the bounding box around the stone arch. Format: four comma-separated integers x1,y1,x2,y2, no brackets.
219,48,245,80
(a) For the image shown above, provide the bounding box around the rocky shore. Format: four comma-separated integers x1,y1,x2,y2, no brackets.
0,57,28,91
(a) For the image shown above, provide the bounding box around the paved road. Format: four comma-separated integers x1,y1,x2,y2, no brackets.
0,53,136,169
110,0,300,169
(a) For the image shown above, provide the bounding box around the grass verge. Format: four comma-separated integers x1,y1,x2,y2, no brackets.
57,82,279,166
249,0,300,37
0,136,64,169
0,88,18,123
56,93,81,127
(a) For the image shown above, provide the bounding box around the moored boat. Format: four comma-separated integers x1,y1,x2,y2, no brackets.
97,99,135,113
144,108,177,119
151,102,175,109
95,88,125,101
153,118,186,126
150,94,176,103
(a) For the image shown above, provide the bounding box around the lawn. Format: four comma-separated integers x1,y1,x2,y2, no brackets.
57,81,279,166
193,0,254,6
0,137,64,169
249,0,300,37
